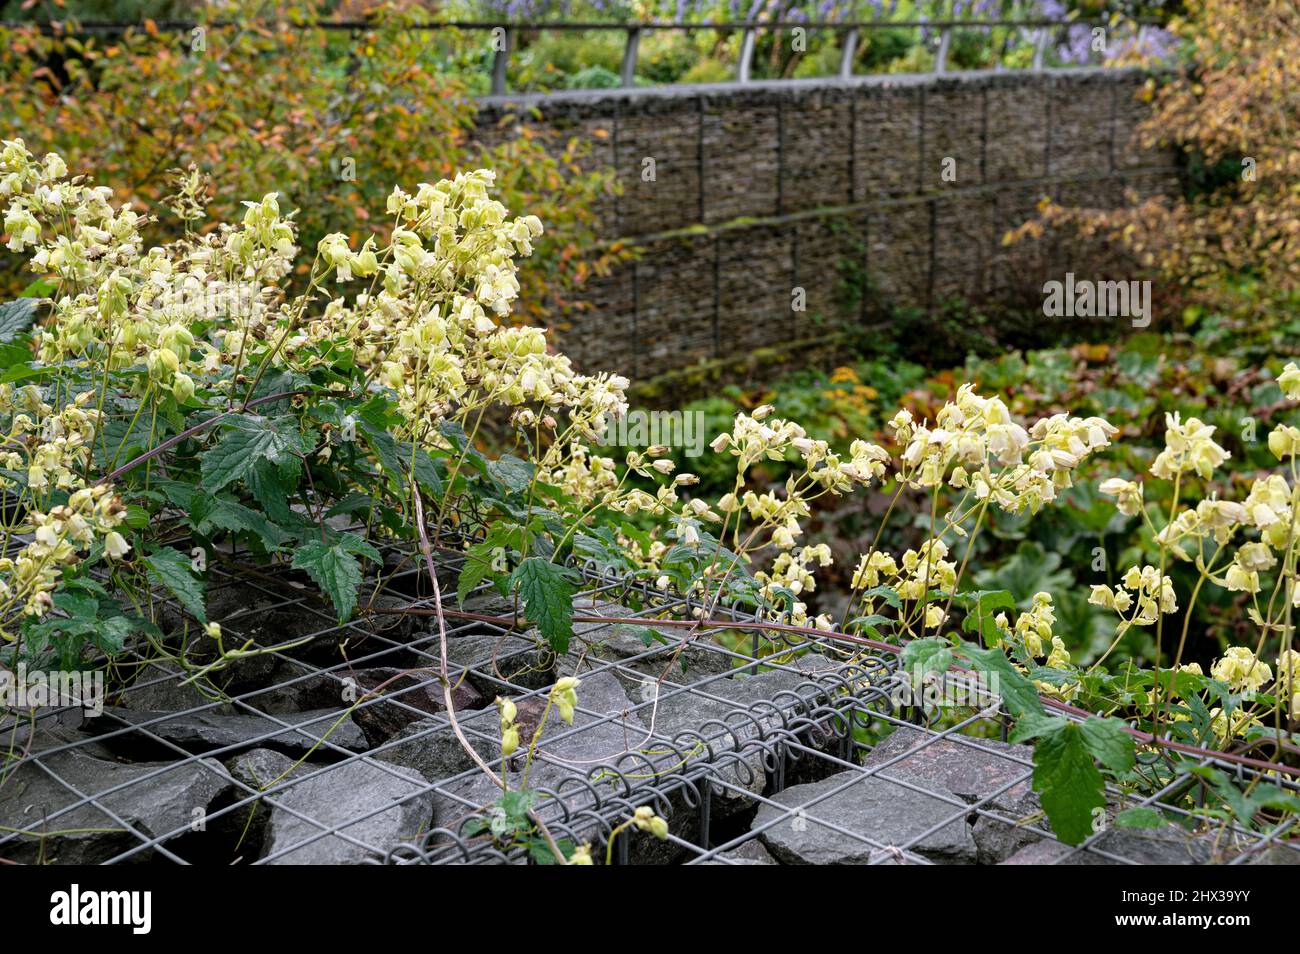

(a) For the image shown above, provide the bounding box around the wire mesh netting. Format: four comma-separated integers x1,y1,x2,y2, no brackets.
2,535,1298,866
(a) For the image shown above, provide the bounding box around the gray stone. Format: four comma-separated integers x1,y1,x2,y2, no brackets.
755,770,978,864
1244,842,1300,865
558,599,733,689
349,668,486,747
430,670,646,840
647,653,839,811
460,591,521,617
119,662,223,712
231,750,433,865
222,747,300,854
0,749,232,864
249,659,349,715
700,839,780,865
91,706,368,757
444,631,554,692
861,724,1041,863
4,718,119,761
999,824,1213,865
373,713,491,784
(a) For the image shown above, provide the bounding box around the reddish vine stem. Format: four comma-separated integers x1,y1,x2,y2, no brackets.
409,487,567,865
98,389,308,485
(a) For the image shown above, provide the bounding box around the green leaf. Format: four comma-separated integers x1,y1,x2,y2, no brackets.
1114,807,1165,829
0,298,40,342
848,614,892,638
246,459,297,523
857,585,902,610
325,492,375,519
19,278,54,298
960,643,1045,718
509,558,574,653
457,540,503,605
901,636,953,678
292,540,364,622
201,415,312,493
202,498,292,551
1028,720,1106,846
1078,716,1136,775
144,548,207,625
410,448,444,496
361,423,404,482
333,531,382,564
488,455,535,494
1008,712,1069,744
1010,713,1133,846
636,626,670,648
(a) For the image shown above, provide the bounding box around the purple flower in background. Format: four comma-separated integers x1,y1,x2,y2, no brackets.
1104,25,1179,64
1058,22,1094,63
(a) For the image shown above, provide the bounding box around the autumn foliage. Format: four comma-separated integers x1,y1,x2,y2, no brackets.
1010,0,1300,319
0,0,621,323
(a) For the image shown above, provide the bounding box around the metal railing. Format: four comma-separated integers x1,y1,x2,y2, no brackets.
6,16,1157,96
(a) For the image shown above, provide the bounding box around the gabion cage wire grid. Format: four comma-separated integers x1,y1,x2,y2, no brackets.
2,528,1299,866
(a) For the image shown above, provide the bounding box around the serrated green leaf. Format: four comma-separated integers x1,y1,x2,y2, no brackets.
292,540,363,622
410,448,444,496
1030,720,1106,846
0,298,40,342
457,540,503,605
333,531,382,564
1114,806,1164,829
488,455,534,494
509,558,574,653
960,643,1045,718
203,498,292,551
1008,711,1069,744
1078,716,1136,775
144,548,206,624
246,459,296,523
901,636,953,677
201,415,312,492
361,422,403,482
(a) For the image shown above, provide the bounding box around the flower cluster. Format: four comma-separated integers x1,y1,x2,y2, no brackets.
1093,362,1300,743
0,485,127,632
852,539,957,631
497,696,521,758
0,382,128,637
1088,566,1179,627
2,139,297,406
754,544,835,630
892,384,1117,514
300,172,630,460
1150,413,1230,481
549,676,581,726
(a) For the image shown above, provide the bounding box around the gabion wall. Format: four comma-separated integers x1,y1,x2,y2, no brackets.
476,69,1178,379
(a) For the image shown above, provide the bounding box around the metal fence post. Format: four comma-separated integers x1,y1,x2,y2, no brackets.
490,26,512,95
737,27,756,82
621,26,641,87
838,26,858,79
1031,25,1050,71
934,25,951,73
